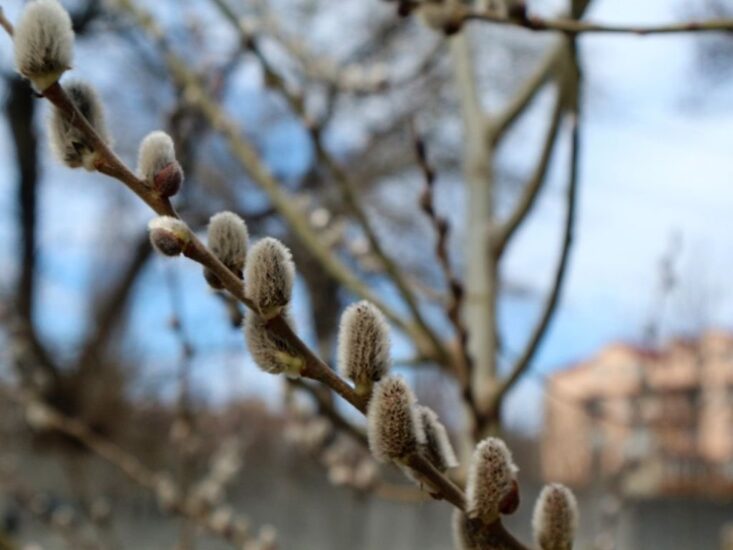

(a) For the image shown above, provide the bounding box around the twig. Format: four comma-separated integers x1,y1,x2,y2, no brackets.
25,66,467,527
458,7,733,35
222,0,442,95
490,41,581,413
493,78,565,258
208,0,451,366
412,127,473,399
0,6,13,36
113,0,418,342
489,44,563,146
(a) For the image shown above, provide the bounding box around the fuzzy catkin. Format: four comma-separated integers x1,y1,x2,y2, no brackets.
208,211,249,275
137,131,182,196
148,216,190,256
466,437,518,524
337,301,390,392
244,238,295,316
48,80,109,170
366,376,424,463
416,405,457,472
532,483,578,550
245,310,301,376
13,0,74,91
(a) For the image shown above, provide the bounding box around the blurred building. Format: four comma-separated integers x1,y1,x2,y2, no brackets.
542,331,733,498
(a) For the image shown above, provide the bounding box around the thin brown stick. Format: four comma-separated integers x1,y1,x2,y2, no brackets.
458,7,733,35
412,128,473,398
493,79,565,258
115,0,418,341
219,0,442,95
22,71,464,523
0,6,14,36
490,43,581,412
489,44,563,146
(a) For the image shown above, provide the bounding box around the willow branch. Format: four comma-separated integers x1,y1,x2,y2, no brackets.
222,0,442,95
112,0,418,339
20,73,466,520
208,0,451,365
1,10,525,545
0,6,13,37
493,78,565,258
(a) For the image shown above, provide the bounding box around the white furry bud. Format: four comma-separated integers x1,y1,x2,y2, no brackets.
148,216,190,256
337,301,390,394
244,237,295,317
13,0,74,91
137,131,183,197
205,212,249,288
367,376,424,463
48,80,109,170
245,311,302,376
416,405,457,472
532,483,578,550
466,437,519,523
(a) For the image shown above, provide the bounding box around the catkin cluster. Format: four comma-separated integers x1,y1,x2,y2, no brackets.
13,3,585,547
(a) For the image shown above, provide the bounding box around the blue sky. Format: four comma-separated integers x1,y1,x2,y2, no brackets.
0,0,731,432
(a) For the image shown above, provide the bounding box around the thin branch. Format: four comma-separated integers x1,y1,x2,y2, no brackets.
490,43,582,411
227,0,442,95
489,44,563,146
459,7,733,35
413,128,473,396
21,67,467,528
0,6,14,36
208,0,451,365
493,79,565,258
113,0,422,343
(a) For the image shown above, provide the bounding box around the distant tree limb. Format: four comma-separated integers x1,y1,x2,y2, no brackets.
493,77,565,258
456,6,733,35
490,40,582,414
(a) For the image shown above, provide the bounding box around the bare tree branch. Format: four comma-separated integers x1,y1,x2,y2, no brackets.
490,41,582,413
493,79,565,258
